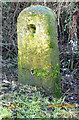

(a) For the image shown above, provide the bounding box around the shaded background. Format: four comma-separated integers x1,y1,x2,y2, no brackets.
1,2,79,104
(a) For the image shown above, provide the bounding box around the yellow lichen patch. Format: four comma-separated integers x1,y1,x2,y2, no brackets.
30,5,39,7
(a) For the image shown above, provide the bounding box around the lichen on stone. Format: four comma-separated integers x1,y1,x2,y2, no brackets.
17,5,61,97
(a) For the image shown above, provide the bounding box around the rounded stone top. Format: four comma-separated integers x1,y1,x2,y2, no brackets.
26,5,51,10
19,5,55,18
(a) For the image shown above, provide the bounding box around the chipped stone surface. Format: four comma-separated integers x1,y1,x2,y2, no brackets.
17,5,61,97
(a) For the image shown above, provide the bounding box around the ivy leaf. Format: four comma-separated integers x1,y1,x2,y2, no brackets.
37,73,41,77
42,73,45,77
73,3,75,8
67,11,70,15
65,20,67,23
53,113,55,118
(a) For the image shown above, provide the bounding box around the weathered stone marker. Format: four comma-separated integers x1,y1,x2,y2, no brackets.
17,5,62,97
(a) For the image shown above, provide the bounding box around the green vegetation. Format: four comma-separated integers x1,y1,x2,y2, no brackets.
47,28,51,35
0,105,12,120
48,41,54,48
2,2,79,119
31,13,34,17
1,82,79,119
52,63,60,80
31,63,59,80
30,63,61,97
31,67,48,78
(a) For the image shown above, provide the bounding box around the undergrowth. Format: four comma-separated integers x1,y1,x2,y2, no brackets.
1,81,79,119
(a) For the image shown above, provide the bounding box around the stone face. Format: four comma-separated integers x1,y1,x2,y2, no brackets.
17,5,62,98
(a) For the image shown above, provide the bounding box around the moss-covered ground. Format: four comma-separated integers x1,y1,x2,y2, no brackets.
0,81,79,119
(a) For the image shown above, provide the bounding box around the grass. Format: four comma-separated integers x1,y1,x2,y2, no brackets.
0,81,79,119
0,105,12,120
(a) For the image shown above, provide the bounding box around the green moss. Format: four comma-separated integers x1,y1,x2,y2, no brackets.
54,82,62,98
52,63,60,80
31,13,34,16
48,41,54,48
31,33,34,37
47,28,51,35
31,63,59,81
32,67,47,79
52,63,62,97
30,63,61,97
